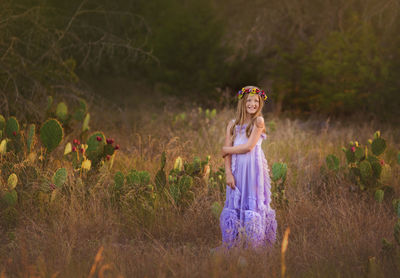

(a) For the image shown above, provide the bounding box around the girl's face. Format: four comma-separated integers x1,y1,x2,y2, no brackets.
245,94,260,115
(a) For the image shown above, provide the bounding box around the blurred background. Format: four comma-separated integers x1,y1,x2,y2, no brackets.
1,0,400,119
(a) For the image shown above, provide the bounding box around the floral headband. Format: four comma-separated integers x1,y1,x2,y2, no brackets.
237,87,268,101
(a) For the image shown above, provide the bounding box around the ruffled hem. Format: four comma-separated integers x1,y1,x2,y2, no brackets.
220,207,277,247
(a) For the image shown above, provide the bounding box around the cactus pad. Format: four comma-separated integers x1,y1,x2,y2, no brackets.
397,152,400,165
354,147,364,161
73,98,88,121
326,154,339,171
8,173,18,190
86,131,105,163
52,168,67,188
46,96,53,112
0,115,5,130
371,137,386,156
374,189,384,203
56,102,68,121
27,124,35,153
82,113,90,132
174,157,183,171
40,119,64,152
359,160,372,180
344,148,355,163
5,117,19,138
0,139,7,154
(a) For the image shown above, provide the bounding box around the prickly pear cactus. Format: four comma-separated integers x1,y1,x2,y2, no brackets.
0,139,7,154
326,154,339,171
73,98,88,121
46,96,53,112
371,136,386,156
27,124,35,153
359,160,373,181
8,173,18,190
52,168,67,188
0,115,5,131
397,152,400,165
5,117,19,138
40,119,64,153
82,113,90,132
155,151,167,191
174,156,183,171
56,102,68,122
86,131,105,164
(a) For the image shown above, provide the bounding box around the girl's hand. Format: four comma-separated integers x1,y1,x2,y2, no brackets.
226,172,236,190
222,146,229,158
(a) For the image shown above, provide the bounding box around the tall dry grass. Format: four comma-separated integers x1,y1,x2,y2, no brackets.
1,93,400,277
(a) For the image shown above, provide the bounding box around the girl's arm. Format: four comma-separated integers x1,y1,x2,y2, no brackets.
224,120,236,189
222,117,264,157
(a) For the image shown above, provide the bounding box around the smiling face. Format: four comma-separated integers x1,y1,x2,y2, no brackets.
245,94,260,115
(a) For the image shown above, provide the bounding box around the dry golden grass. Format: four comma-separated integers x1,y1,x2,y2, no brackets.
1,93,400,277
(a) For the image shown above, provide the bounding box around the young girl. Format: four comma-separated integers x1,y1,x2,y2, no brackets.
220,86,277,248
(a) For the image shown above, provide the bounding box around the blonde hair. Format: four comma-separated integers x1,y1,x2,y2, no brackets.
229,85,265,143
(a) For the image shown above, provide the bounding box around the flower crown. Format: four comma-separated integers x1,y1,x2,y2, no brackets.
237,87,268,101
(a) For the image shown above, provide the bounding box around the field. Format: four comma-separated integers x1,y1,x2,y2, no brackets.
1,91,400,277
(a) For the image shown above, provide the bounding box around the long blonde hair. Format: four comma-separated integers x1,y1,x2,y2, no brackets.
229,86,265,143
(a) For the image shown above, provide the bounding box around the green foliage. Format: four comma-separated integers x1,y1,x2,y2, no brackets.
371,137,386,156
326,154,340,171
271,162,287,182
395,220,400,246
271,162,288,208
40,119,64,153
82,113,90,132
169,174,194,208
2,190,18,206
52,168,67,188
114,171,125,190
0,115,5,131
27,124,36,153
86,132,105,166
5,117,20,138
211,201,223,219
56,102,69,122
7,173,18,190
374,189,384,203
360,160,373,181
155,151,167,191
73,98,88,121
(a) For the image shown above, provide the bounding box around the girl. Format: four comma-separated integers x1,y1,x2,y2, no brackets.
220,86,277,248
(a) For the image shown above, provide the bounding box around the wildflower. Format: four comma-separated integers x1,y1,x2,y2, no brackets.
73,139,80,145
114,144,120,150
72,146,77,152
106,155,111,161
106,138,114,145
351,146,356,152
80,148,85,154
12,131,17,136
380,159,385,166
96,136,102,142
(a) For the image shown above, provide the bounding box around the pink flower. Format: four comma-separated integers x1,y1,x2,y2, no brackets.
106,155,111,161
114,144,120,150
80,148,85,153
96,136,102,142
72,146,77,152
106,138,114,145
73,139,80,145
380,159,385,166
12,131,17,136
351,147,356,152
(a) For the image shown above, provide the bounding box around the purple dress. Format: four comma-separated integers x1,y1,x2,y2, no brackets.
220,123,277,248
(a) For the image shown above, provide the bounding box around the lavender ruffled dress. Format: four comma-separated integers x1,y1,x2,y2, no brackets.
220,123,277,248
